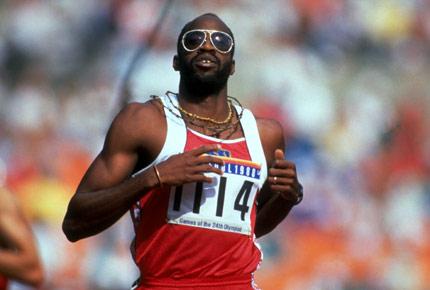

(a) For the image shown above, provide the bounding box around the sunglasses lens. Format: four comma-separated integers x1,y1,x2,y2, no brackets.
211,32,233,53
183,31,205,51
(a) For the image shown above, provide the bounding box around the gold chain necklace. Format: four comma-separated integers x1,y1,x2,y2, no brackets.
166,91,233,125
151,92,244,139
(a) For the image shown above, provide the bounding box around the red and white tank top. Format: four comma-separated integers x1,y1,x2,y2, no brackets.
130,93,267,289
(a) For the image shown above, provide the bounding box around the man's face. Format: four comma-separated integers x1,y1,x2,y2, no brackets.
175,16,235,94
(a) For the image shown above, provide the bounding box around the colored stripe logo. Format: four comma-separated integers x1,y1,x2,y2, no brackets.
212,157,261,179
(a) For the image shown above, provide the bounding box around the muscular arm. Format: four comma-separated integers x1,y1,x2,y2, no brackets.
63,101,225,242
62,102,162,242
0,189,44,287
255,118,302,238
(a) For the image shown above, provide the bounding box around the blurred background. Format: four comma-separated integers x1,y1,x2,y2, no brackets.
0,0,429,289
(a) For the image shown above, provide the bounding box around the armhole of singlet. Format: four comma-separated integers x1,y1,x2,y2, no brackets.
132,93,186,177
237,106,268,188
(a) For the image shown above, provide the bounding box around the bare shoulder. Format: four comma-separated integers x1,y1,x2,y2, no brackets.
102,98,166,156
109,99,165,138
114,99,164,127
256,117,285,162
256,117,284,144
256,117,283,136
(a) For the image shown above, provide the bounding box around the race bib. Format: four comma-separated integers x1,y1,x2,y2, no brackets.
167,157,262,235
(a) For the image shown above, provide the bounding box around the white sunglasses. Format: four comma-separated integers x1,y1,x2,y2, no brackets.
181,29,234,54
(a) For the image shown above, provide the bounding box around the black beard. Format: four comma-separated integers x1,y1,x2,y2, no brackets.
179,58,232,98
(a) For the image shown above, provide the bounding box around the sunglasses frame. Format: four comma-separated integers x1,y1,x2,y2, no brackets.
181,29,234,54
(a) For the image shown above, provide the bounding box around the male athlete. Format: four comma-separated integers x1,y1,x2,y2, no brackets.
0,188,44,289
63,13,303,289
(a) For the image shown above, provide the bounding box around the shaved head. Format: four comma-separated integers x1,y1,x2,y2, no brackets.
176,13,235,56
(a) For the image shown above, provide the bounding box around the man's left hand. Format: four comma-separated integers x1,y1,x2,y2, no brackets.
268,149,303,205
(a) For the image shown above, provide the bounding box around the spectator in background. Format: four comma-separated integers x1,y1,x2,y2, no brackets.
0,187,44,289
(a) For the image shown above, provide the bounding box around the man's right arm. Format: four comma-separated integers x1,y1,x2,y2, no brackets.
62,101,225,242
62,102,162,242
